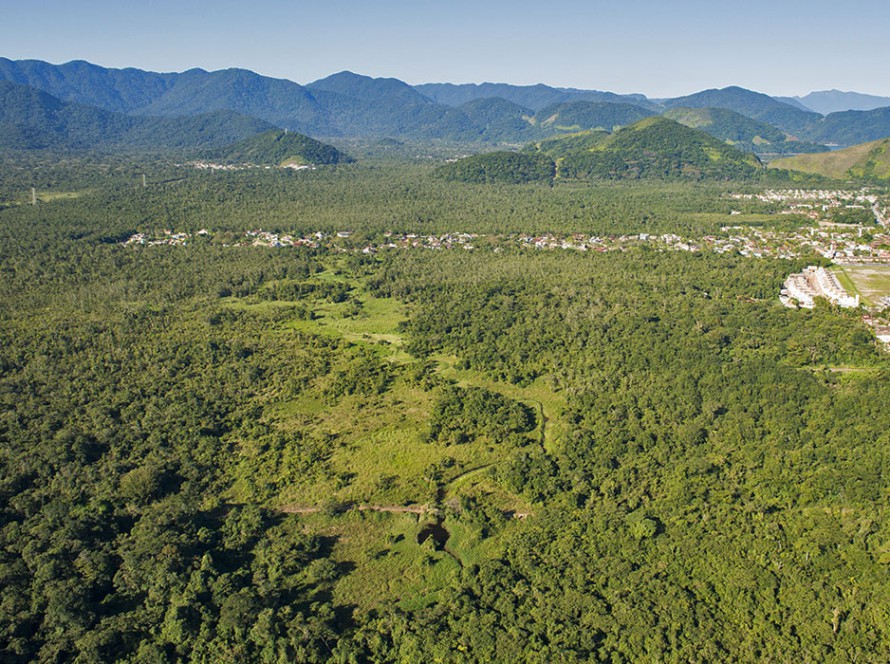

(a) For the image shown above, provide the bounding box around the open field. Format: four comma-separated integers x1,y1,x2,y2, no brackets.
837,264,890,306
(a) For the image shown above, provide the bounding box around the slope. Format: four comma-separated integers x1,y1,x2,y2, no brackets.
806,107,890,147
663,107,828,156
770,137,890,181
556,116,764,181
535,101,656,133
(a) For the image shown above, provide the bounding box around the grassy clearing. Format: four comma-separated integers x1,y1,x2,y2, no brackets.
37,190,87,202
292,511,460,611
837,264,890,306
834,267,865,304
290,506,527,613
432,353,568,452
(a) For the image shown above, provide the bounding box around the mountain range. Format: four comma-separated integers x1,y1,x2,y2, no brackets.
2,58,890,155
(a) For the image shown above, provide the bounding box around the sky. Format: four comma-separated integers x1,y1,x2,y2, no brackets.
3,0,890,98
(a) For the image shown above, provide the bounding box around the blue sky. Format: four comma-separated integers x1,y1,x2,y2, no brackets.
3,0,889,97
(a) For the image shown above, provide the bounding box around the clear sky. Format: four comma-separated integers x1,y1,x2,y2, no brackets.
3,0,889,97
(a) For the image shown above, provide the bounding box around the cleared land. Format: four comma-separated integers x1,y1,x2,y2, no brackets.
836,264,890,306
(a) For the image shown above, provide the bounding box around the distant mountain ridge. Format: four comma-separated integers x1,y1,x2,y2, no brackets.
663,86,823,137
2,58,890,151
0,79,274,151
791,90,890,115
415,81,657,112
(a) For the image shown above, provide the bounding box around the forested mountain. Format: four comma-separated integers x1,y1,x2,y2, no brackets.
134,68,329,134
305,71,477,139
663,107,829,156
456,97,538,142
553,117,764,181
0,80,274,151
0,57,176,113
663,86,823,137
535,101,656,133
1,58,888,148
806,107,890,146
205,129,352,166
415,81,656,112
771,137,890,181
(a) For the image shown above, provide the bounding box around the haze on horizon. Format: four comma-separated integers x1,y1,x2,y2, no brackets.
3,0,890,98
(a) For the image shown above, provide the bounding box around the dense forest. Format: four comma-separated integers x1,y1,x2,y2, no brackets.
0,157,888,662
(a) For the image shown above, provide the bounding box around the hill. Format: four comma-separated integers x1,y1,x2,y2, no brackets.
456,97,538,142
206,129,352,166
0,80,274,151
663,86,822,137
805,107,890,147
770,137,890,181
523,130,611,159
556,117,764,181
535,101,656,133
662,107,829,156
435,151,555,184
136,68,328,134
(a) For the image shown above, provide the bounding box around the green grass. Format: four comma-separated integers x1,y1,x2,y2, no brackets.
431,354,568,452
834,267,867,305
291,510,464,612
837,264,890,306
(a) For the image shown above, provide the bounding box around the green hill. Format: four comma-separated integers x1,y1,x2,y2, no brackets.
523,130,611,159
805,107,890,146
663,107,828,156
663,86,822,137
557,117,764,181
535,101,655,132
457,97,538,142
206,130,353,166
435,151,555,184
770,137,890,181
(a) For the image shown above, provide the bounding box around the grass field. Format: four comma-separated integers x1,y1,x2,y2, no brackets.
836,264,890,306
